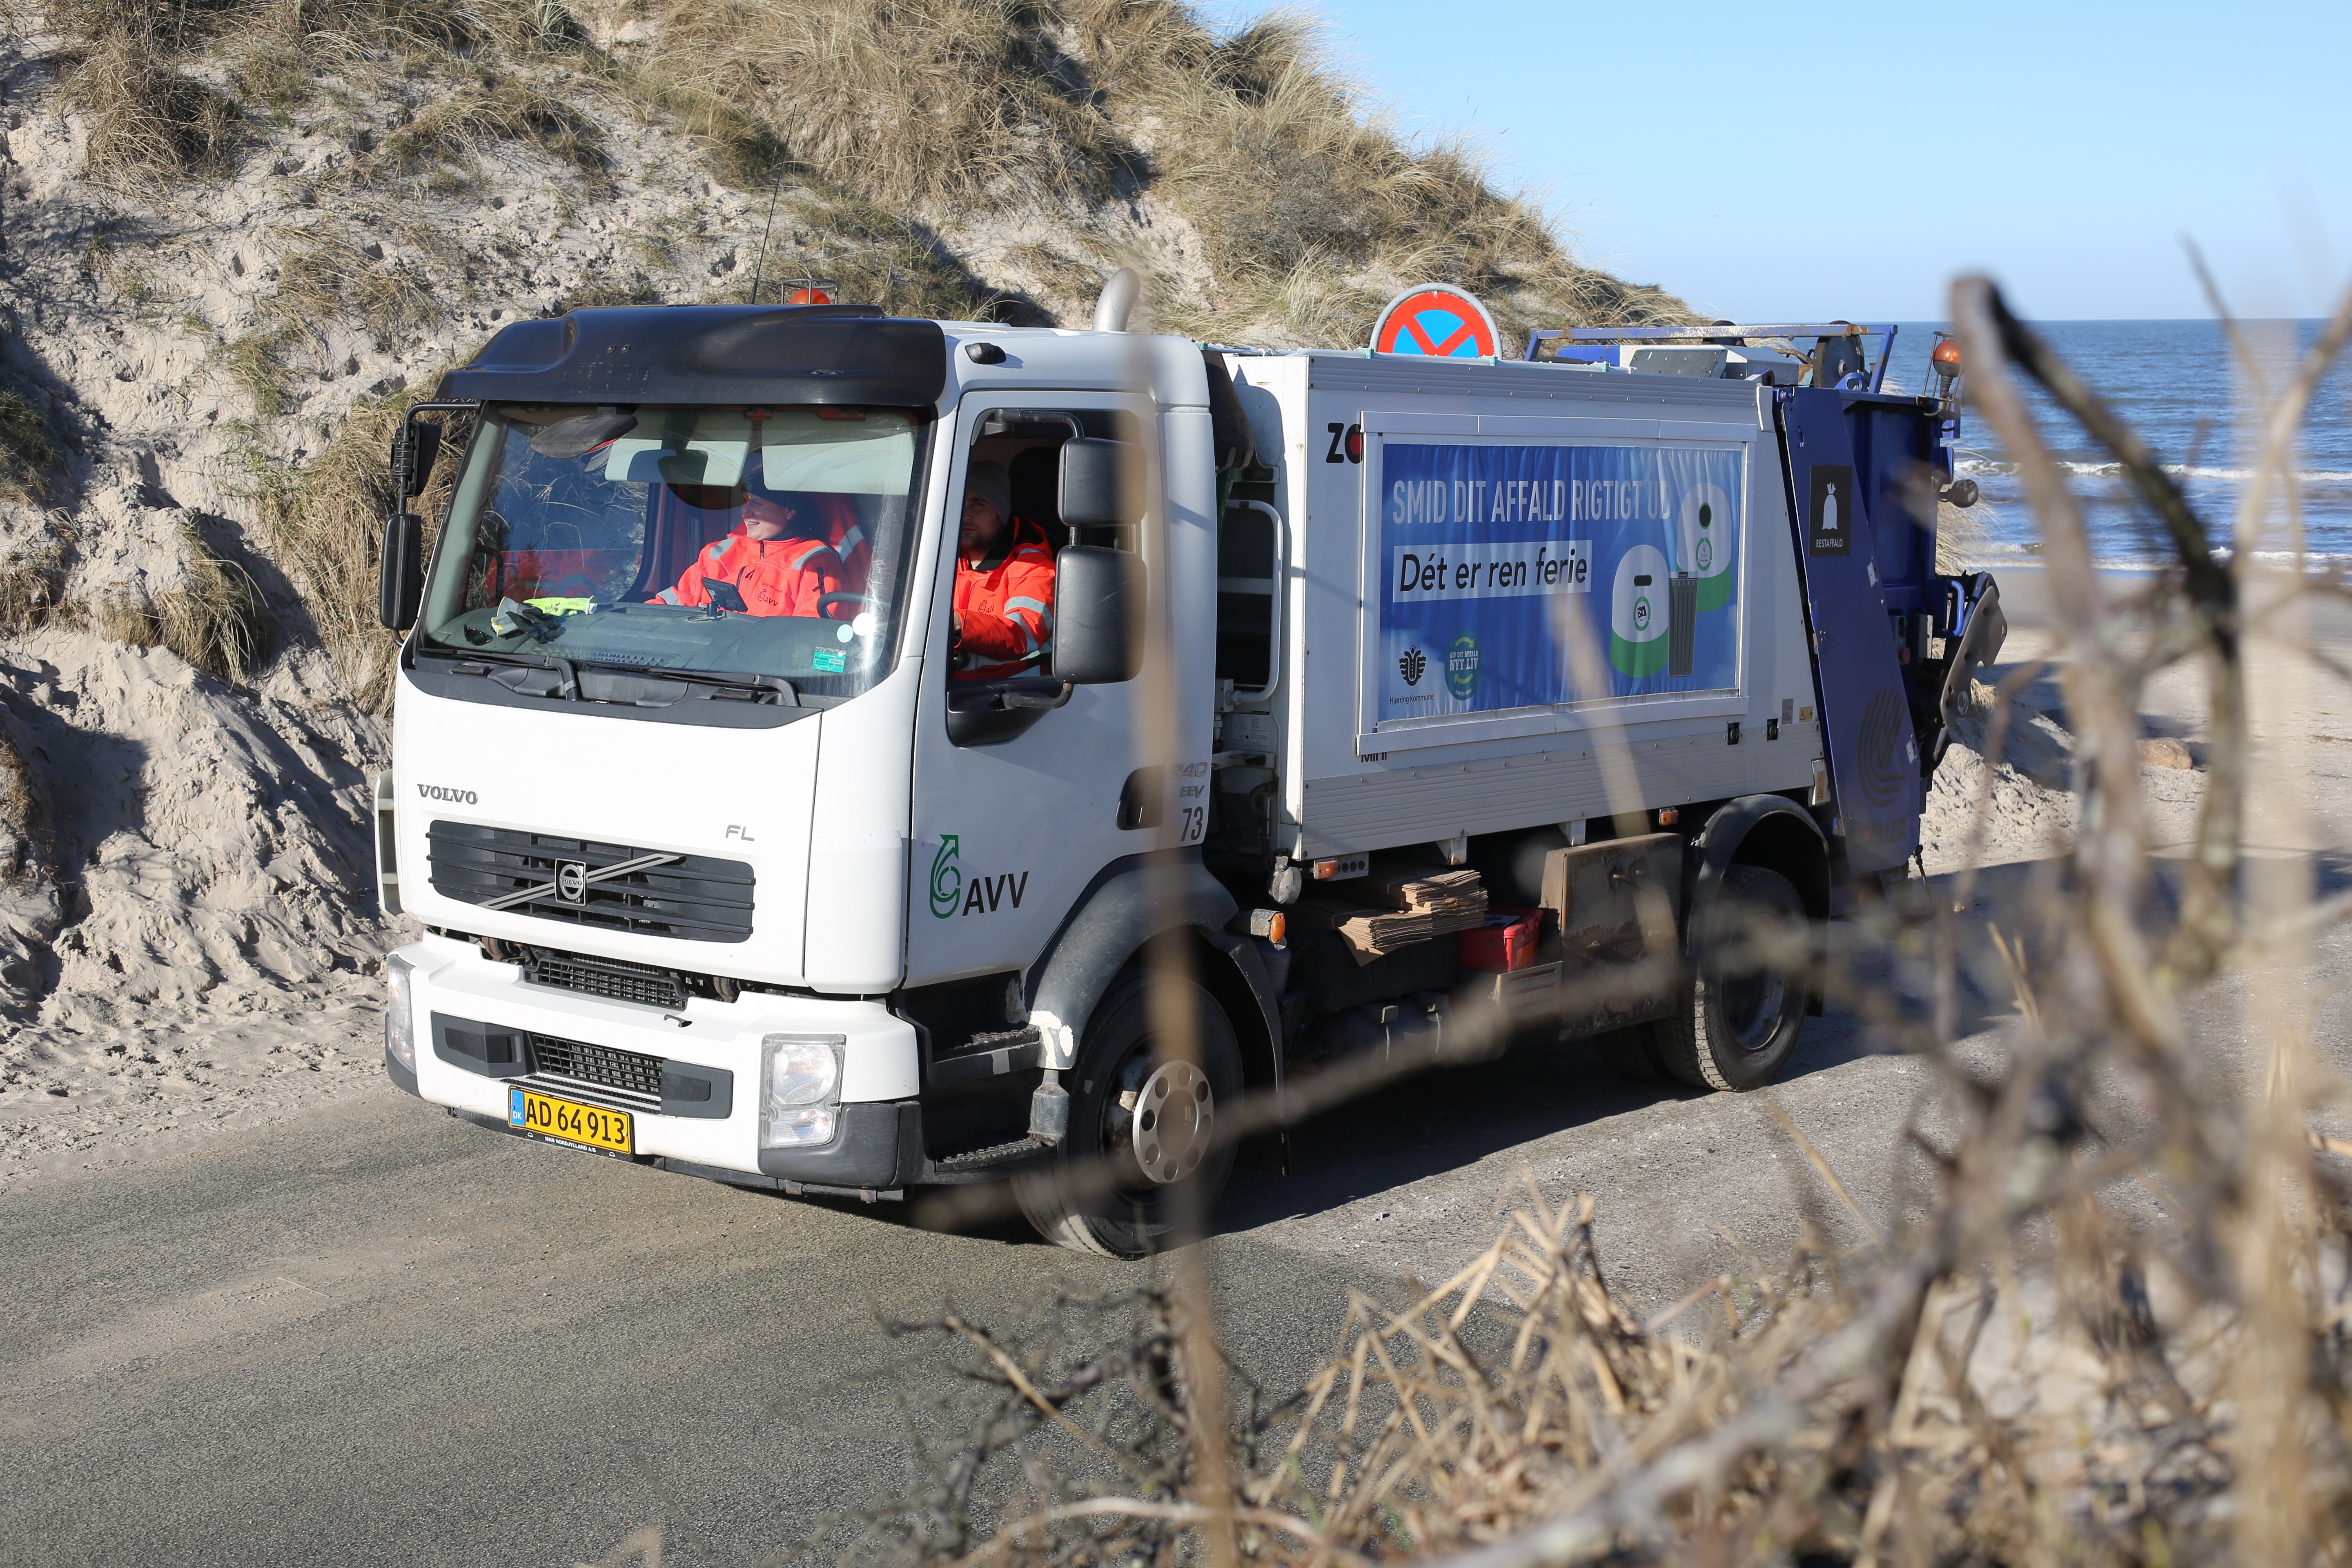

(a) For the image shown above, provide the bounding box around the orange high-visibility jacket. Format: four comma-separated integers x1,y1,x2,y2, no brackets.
952,517,1056,681
809,493,872,594
657,532,843,619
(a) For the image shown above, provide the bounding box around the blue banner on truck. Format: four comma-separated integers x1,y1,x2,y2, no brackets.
1374,441,1745,724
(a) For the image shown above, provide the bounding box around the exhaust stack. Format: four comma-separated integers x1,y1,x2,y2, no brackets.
1092,268,1140,334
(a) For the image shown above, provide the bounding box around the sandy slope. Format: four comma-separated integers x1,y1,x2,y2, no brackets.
0,973,383,1191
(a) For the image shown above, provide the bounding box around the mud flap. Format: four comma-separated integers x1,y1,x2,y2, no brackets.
1539,834,1684,1037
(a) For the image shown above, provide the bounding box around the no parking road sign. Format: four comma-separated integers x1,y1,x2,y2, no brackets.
1371,285,1501,359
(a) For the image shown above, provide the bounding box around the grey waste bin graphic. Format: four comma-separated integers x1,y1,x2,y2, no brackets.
1668,575,1696,677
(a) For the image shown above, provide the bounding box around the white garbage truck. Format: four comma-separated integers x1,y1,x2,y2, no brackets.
372,292,2002,1254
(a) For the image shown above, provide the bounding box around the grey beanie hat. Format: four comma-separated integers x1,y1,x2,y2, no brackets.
964,460,1013,527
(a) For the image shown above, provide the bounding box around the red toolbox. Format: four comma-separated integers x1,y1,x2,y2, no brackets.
1457,907,1543,972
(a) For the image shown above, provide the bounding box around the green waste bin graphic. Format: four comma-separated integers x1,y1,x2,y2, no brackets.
1608,544,1672,677
1675,481,1735,612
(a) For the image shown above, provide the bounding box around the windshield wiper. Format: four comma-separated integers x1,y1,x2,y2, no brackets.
569,660,802,708
425,646,803,708
421,646,578,698
422,646,819,709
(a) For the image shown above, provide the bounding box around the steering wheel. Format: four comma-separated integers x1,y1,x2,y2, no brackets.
817,592,879,618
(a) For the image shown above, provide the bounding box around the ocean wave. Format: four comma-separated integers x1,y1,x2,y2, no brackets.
1955,457,2352,483
1947,547,2352,572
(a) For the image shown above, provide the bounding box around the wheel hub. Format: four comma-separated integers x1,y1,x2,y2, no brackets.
1126,1059,1213,1185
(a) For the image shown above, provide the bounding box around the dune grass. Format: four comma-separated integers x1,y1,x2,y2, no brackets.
63,32,242,195
365,75,607,188
259,384,463,710
0,389,56,506
209,327,295,419
96,519,270,685
0,513,82,635
45,0,1686,348
268,225,441,350
636,0,1116,212
627,0,1682,345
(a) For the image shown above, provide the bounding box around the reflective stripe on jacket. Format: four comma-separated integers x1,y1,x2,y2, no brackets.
952,517,1056,681
657,533,843,618
811,494,871,593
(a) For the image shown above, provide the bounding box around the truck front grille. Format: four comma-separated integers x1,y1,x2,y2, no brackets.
527,951,688,1010
426,822,755,943
529,1035,665,1100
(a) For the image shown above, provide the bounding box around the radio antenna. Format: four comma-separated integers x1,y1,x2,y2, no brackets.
746,172,783,306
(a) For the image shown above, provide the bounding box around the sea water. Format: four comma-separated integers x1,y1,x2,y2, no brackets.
1873,319,2352,569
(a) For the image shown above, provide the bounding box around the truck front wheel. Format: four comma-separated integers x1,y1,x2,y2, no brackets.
1016,970,1242,1258
1645,863,1808,1093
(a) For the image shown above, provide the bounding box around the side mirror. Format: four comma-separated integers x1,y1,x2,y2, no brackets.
1058,438,1145,530
379,512,425,630
392,419,443,501
1054,546,1145,684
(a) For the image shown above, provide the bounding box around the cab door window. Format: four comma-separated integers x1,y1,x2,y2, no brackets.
949,411,1078,684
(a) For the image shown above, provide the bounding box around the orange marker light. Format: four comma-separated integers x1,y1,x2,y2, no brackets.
1931,339,1962,369
1657,807,1681,826
786,287,833,305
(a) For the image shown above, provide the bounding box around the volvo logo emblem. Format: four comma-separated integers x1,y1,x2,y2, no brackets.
556,862,589,903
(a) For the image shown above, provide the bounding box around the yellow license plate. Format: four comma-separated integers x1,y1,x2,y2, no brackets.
509,1087,634,1156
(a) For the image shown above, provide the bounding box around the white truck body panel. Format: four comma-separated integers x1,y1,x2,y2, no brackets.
1225,352,1822,859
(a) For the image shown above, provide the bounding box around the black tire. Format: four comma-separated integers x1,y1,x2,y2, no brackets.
1016,971,1243,1258
1645,863,1808,1092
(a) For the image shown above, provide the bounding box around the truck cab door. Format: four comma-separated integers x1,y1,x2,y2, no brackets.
906,392,1209,990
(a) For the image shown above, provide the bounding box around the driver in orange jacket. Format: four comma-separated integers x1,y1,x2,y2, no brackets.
657,490,844,618
951,461,1056,681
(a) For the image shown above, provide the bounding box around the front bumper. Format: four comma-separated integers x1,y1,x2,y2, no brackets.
394,935,924,1193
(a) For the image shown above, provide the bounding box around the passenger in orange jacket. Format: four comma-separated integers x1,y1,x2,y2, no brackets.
657,491,844,618
808,492,872,594
951,460,1056,681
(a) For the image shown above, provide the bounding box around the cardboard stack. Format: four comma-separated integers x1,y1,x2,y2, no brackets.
1299,866,1489,964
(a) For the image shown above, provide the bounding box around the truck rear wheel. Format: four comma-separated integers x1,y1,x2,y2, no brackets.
1645,863,1807,1093
1016,971,1242,1258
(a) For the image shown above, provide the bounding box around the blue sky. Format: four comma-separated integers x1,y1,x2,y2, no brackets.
1204,0,2351,322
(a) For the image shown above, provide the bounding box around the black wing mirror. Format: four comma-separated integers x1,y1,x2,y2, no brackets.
379,512,425,630
1058,438,1145,531
392,418,443,500
1054,545,1145,684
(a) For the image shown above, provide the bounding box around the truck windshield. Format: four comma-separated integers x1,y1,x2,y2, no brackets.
416,403,927,698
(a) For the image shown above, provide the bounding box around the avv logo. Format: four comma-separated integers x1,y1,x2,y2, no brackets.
1398,646,1427,687
929,835,964,920
929,834,1032,920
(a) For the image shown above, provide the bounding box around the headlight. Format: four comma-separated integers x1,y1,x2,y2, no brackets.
384,953,417,1073
760,1033,843,1149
